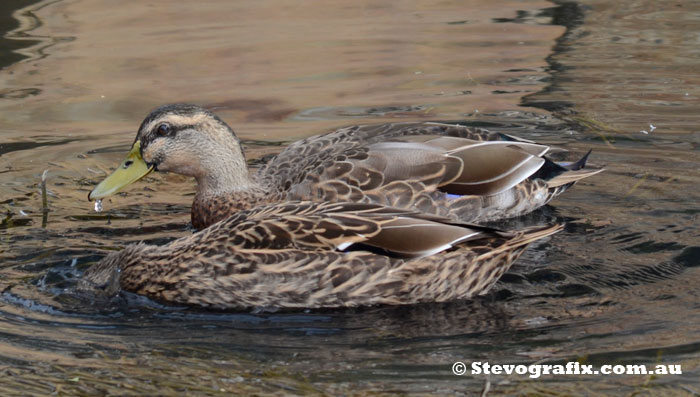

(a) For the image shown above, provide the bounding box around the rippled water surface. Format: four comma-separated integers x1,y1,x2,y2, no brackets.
1,0,699,395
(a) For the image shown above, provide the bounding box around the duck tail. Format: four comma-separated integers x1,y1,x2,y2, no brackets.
503,223,563,249
479,223,563,260
546,168,605,188
564,149,592,171
530,149,603,188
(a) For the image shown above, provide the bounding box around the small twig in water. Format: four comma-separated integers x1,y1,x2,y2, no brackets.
480,376,491,397
41,170,49,213
624,172,648,197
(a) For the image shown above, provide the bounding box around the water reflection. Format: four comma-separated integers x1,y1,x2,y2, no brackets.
525,0,700,140
0,0,42,69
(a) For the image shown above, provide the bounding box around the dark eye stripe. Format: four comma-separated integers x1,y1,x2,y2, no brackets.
151,123,197,139
141,123,198,151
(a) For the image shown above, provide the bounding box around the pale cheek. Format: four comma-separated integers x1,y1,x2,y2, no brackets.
159,153,204,177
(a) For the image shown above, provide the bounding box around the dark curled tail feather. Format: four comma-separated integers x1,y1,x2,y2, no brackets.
566,149,593,171
531,149,602,188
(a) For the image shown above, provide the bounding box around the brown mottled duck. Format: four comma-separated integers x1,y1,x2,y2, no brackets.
79,201,561,309
88,104,602,229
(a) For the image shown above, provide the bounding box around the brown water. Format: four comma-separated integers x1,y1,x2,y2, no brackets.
1,0,699,395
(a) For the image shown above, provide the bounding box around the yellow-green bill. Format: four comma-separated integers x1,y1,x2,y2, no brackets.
88,141,154,200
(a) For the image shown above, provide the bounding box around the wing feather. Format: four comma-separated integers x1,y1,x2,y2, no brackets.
210,201,500,259
441,143,546,196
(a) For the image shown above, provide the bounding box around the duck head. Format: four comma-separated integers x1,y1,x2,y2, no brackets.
88,104,250,201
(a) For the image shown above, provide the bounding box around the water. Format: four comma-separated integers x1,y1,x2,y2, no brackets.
1,0,699,394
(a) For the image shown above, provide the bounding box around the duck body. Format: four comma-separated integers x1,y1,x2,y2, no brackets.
80,201,561,309
89,104,602,230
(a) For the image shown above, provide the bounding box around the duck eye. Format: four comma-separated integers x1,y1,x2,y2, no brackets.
156,123,171,136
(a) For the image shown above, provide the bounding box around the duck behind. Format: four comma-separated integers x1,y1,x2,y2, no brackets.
88,104,602,229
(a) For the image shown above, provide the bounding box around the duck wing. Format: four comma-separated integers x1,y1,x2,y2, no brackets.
199,201,501,259
257,122,504,191
251,121,601,225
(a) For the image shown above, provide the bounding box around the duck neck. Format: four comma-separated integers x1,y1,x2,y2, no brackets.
190,148,272,229
195,160,259,196
192,141,264,197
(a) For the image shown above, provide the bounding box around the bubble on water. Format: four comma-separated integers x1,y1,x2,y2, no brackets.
94,199,103,213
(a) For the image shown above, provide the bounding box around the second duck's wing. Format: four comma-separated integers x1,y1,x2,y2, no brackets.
253,122,601,224
256,122,508,192
277,137,554,204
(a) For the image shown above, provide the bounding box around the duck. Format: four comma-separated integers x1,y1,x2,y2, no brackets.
79,201,562,309
87,104,602,230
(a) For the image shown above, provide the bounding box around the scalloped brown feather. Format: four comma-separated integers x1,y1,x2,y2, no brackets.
80,201,562,309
